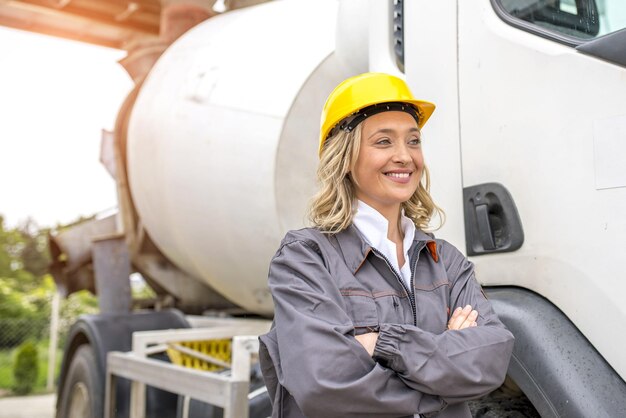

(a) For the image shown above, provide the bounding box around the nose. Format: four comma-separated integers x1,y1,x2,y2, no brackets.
393,142,412,165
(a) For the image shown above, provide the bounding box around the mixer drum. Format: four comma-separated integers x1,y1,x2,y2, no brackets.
127,0,355,314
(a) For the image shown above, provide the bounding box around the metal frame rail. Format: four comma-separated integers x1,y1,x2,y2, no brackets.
105,320,271,418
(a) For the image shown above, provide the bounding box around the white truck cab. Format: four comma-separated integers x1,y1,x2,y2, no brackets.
403,1,626,416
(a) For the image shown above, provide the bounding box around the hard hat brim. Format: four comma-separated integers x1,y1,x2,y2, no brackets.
318,99,435,156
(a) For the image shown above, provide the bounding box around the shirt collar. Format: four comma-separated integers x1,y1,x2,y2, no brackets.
352,200,416,259
334,201,435,274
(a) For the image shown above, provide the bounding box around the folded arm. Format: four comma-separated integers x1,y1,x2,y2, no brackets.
268,236,444,418
372,241,515,404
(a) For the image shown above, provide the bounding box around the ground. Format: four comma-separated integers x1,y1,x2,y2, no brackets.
0,393,55,418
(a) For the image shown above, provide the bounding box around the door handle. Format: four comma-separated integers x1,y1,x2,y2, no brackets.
463,183,524,256
475,204,496,250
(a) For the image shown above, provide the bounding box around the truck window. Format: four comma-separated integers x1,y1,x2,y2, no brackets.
493,0,626,44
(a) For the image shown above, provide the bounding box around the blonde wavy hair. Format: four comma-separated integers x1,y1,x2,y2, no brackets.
308,124,445,234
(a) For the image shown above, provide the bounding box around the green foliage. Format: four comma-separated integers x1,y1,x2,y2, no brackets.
132,276,157,299
0,340,63,394
0,279,32,318
18,220,51,278
0,213,102,395
0,349,12,389
36,343,63,391
0,216,59,348
0,215,23,279
0,216,50,291
63,288,99,315
12,341,39,395
0,276,57,348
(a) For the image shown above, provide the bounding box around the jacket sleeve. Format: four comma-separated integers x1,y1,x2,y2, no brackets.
372,241,515,404
268,236,444,418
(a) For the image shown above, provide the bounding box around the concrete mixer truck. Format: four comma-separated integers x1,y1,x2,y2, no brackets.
43,0,626,417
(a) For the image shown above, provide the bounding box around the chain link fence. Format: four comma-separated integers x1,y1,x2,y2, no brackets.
0,292,73,397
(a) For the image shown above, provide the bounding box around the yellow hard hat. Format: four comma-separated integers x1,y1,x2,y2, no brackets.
319,72,436,155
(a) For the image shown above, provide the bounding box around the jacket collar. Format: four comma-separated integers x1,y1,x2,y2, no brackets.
334,224,436,274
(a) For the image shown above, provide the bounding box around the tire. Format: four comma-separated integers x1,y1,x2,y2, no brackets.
57,345,103,418
468,377,540,418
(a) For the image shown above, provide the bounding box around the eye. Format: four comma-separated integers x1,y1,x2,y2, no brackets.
408,137,422,145
375,138,392,145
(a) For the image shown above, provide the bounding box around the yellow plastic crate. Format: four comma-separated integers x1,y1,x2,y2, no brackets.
167,339,232,371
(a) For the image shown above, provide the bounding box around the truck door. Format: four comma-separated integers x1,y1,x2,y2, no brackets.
403,2,467,250
457,0,626,383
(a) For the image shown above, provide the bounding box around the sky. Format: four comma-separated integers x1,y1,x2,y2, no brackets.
0,26,134,229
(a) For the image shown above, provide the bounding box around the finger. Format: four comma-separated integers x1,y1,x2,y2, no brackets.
459,310,478,330
448,307,463,325
448,305,471,330
452,309,477,331
446,309,458,329
448,305,472,330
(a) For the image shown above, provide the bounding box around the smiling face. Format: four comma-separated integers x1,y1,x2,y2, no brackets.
350,110,423,216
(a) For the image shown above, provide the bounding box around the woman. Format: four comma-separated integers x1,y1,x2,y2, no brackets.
259,73,514,418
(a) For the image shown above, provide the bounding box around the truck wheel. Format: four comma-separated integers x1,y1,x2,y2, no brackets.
468,377,540,418
57,345,103,418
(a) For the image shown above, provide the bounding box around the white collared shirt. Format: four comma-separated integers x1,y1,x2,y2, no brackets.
352,200,416,290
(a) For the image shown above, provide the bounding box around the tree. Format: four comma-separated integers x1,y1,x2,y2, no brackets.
0,213,99,348
0,215,53,347
12,340,39,395
0,215,23,278
19,219,51,278
0,216,50,289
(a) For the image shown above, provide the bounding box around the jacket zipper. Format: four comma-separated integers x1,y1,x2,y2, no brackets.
370,247,419,326
409,244,425,326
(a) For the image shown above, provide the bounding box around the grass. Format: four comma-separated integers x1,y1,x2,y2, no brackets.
0,340,63,396
0,349,12,390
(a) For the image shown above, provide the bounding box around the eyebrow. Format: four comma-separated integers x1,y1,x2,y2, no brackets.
367,127,420,140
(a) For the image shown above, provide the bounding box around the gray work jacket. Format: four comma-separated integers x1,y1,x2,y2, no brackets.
259,225,515,418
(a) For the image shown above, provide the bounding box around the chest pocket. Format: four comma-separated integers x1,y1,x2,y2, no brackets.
413,281,450,333
413,256,451,333
341,289,415,334
373,292,413,326
340,290,378,333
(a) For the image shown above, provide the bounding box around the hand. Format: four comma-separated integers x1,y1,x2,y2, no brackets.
447,305,478,330
355,332,379,356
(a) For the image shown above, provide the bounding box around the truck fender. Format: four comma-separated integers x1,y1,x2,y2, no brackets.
486,287,626,418
56,309,189,418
